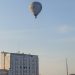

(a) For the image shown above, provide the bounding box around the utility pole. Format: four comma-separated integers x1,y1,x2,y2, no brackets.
66,58,68,75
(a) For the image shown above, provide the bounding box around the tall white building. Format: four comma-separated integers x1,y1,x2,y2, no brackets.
0,52,39,75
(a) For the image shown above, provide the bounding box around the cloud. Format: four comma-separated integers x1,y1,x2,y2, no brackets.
58,25,74,33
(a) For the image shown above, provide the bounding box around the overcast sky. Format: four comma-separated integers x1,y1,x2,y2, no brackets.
0,0,75,75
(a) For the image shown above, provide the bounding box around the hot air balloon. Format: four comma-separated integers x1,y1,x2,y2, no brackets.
29,1,42,18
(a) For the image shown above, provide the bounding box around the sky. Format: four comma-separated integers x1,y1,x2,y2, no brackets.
0,0,75,75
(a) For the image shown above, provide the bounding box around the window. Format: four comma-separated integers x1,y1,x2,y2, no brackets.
20,66,22,69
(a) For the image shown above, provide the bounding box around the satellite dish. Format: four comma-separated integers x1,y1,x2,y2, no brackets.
29,1,42,18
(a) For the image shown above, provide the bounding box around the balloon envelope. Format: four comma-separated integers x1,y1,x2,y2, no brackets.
29,1,42,18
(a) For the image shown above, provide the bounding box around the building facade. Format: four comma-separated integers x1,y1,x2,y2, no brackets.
0,69,8,75
0,52,39,75
70,74,75,75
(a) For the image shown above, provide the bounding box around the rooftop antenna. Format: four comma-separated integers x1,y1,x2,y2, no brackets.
66,58,69,75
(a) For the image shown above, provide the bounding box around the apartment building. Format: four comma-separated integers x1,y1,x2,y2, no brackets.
0,52,39,75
